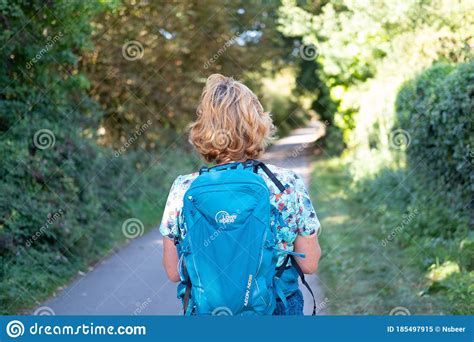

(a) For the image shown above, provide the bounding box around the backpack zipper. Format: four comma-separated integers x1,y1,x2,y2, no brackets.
186,180,269,195
255,229,268,277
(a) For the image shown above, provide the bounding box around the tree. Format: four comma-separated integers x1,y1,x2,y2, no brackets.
84,0,287,149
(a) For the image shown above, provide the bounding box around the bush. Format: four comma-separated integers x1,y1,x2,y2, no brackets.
459,237,474,272
0,0,125,313
0,1,200,314
395,63,454,129
344,62,474,314
350,61,474,313
396,62,474,213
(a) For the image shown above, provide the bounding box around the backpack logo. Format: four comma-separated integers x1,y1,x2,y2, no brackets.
215,210,237,224
243,274,253,306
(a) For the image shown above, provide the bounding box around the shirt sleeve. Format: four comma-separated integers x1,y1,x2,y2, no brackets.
292,172,320,236
159,175,184,240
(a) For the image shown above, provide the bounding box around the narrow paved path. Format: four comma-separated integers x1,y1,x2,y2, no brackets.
40,122,327,315
260,121,327,315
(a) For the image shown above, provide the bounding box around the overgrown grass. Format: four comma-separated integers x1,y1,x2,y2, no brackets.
312,157,473,315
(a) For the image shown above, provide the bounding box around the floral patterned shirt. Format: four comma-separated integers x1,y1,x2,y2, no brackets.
159,164,320,265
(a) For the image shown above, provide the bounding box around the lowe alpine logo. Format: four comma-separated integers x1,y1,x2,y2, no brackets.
215,210,237,224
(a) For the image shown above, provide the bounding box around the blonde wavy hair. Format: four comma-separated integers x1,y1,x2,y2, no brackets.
189,74,274,164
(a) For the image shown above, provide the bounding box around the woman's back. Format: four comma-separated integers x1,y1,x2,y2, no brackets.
159,163,320,266
160,74,321,315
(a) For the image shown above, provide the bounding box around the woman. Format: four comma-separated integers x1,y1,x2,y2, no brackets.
160,74,321,315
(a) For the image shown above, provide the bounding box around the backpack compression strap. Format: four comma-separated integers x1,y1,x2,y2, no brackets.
182,265,192,315
276,254,318,316
291,255,317,315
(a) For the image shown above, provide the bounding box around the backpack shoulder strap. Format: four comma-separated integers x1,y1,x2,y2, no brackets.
253,160,316,314
252,160,286,192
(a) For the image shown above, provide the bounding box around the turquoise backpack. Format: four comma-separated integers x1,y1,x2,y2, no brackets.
174,160,316,315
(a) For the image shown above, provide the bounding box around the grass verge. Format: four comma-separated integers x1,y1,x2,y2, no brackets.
311,157,473,315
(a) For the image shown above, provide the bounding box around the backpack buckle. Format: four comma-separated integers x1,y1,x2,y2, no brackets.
199,166,209,175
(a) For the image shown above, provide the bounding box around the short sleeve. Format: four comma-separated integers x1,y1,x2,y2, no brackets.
159,176,184,240
292,172,320,236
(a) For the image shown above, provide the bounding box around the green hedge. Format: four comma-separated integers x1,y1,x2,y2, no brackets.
0,0,128,314
396,62,474,214
0,1,199,314
345,61,474,314
389,62,474,313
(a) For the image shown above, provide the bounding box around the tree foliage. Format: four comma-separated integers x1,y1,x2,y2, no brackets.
278,0,474,155
279,0,474,314
0,0,119,313
0,0,199,314
0,0,295,314
84,0,287,148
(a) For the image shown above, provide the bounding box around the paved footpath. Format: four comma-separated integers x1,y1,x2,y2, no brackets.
39,122,328,315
